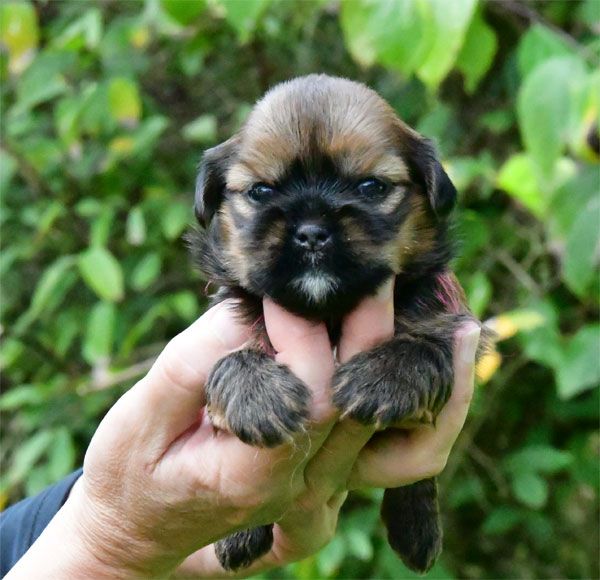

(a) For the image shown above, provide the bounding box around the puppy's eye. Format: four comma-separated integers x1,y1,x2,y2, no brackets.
247,183,276,202
356,178,389,197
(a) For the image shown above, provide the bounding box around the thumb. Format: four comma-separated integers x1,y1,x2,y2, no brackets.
108,301,252,449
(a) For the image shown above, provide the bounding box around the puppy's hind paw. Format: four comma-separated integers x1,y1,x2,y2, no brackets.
215,525,274,571
382,480,442,574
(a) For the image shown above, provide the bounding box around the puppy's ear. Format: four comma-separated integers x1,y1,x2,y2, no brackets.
195,137,239,227
403,133,457,217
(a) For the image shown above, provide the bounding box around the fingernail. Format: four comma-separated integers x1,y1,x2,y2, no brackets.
375,278,394,302
460,324,481,364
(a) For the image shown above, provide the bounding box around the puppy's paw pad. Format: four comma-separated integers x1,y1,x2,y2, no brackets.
207,349,310,447
215,525,274,571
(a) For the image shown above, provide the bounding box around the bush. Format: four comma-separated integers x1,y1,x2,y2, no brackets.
1,1,598,578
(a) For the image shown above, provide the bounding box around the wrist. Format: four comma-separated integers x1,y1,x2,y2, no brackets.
7,478,179,579
68,477,183,578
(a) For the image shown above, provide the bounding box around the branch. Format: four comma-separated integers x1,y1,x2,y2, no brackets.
82,354,160,393
488,0,593,62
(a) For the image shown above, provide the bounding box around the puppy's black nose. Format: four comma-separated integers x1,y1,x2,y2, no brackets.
294,222,332,251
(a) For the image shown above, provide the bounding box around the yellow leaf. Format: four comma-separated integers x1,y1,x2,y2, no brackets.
108,77,141,127
477,350,502,384
485,310,546,341
130,25,150,49
109,136,135,155
0,2,39,74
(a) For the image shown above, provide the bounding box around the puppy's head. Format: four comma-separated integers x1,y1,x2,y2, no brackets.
195,75,456,319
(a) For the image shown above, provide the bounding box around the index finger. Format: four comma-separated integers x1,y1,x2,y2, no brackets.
264,297,335,423
337,278,395,363
303,280,396,494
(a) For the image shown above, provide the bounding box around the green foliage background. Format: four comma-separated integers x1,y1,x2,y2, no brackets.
1,0,599,578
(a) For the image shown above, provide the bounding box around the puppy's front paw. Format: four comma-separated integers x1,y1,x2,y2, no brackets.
206,349,310,447
332,338,452,428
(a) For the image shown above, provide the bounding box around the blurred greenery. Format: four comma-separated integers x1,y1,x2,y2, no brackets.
1,0,598,578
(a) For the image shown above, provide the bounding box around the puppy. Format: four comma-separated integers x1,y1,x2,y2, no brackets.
189,74,489,573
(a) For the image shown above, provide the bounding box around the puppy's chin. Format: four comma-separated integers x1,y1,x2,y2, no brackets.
290,272,339,305
254,264,392,321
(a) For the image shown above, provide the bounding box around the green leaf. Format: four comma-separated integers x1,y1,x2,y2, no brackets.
100,16,150,75
78,246,124,302
220,0,271,44
0,384,46,410
416,0,478,89
345,528,373,561
504,446,573,475
131,116,169,154
54,95,84,147
161,0,205,25
456,8,497,93
8,430,54,486
556,325,600,399
482,507,523,535
549,167,599,238
465,271,491,318
47,427,76,481
517,24,574,79
340,0,429,75
511,471,549,509
496,153,543,216
131,253,162,291
0,339,24,371
13,52,73,113
162,202,191,240
317,535,345,576
0,1,39,74
83,301,116,364
518,301,563,370
0,150,18,193
517,56,587,180
563,195,600,297
108,77,141,127
126,206,147,246
90,207,116,247
52,8,103,51
29,256,76,318
182,114,217,143
445,153,495,194
170,291,198,320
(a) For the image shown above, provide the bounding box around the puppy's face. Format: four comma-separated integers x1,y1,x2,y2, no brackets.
195,75,456,319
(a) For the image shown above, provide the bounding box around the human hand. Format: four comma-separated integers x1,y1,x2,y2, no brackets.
175,285,480,578
9,286,396,579
7,282,479,580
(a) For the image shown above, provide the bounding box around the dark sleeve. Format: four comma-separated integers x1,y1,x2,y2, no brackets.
0,469,83,578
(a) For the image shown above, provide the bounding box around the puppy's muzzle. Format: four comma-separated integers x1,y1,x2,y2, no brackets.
293,221,332,252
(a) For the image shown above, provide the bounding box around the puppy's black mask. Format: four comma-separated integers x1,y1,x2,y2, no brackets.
192,75,456,321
